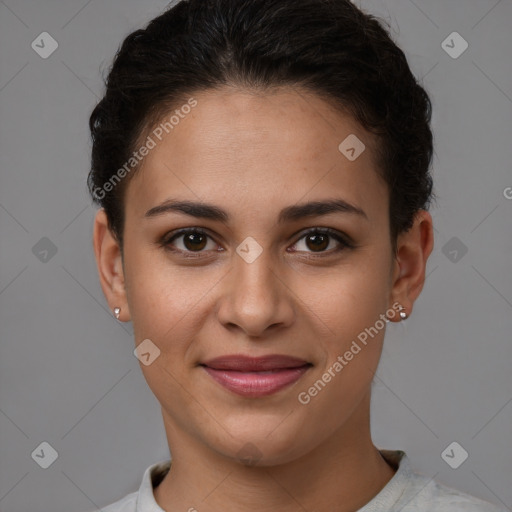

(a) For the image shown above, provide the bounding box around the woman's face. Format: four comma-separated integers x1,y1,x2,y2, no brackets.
95,86,430,465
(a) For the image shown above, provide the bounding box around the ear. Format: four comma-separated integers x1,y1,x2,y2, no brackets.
93,208,131,322
389,210,434,321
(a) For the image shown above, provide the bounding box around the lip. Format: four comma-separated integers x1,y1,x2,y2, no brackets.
202,354,310,371
200,355,312,397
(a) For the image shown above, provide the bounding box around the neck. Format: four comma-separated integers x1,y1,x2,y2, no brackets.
154,392,396,512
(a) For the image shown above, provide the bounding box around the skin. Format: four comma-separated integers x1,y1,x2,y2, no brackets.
93,86,434,512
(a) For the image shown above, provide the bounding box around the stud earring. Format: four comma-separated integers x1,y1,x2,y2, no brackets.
114,307,121,320
399,309,408,320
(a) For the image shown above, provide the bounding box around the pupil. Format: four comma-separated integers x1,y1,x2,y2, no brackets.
308,234,328,251
185,232,206,251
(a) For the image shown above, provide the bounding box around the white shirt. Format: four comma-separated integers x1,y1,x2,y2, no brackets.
88,450,508,512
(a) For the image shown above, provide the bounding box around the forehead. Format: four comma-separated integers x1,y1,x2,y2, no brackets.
126,86,387,224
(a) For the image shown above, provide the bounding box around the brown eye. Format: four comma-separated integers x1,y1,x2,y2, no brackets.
304,233,329,252
182,231,208,251
164,228,217,254
290,228,351,255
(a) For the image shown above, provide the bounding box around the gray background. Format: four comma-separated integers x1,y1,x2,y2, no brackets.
0,0,511,511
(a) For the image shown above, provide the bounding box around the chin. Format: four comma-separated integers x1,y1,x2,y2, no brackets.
209,425,312,467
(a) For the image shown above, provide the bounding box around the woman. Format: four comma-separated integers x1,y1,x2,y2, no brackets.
87,0,507,510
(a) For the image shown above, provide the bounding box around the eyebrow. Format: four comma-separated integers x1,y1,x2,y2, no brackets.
144,197,368,223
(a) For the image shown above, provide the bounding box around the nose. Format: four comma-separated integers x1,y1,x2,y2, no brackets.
216,247,295,338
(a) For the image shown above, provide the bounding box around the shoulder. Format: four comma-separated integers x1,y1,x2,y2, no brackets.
82,459,170,512
378,450,507,512
402,474,508,512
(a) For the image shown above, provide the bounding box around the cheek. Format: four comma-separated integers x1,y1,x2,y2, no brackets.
295,259,390,416
123,249,202,405
293,253,391,339
123,244,194,332
123,245,227,377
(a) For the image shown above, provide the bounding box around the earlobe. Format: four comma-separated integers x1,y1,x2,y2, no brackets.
92,208,131,322
389,210,434,321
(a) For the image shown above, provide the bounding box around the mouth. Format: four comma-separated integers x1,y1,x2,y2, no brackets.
200,354,313,397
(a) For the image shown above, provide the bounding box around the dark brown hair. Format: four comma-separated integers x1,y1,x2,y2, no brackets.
88,0,434,251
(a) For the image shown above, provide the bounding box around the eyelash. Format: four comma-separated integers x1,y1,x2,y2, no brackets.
160,227,354,259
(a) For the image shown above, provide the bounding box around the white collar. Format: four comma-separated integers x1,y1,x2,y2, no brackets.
135,450,412,512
